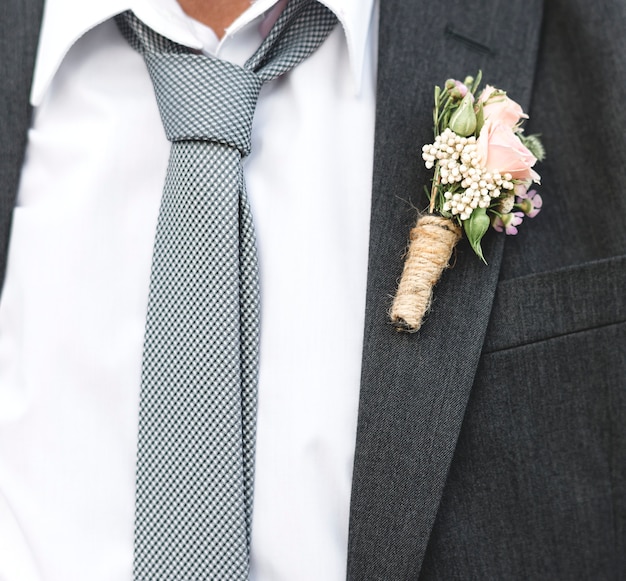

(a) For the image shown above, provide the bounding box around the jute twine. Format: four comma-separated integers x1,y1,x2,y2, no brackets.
390,214,462,332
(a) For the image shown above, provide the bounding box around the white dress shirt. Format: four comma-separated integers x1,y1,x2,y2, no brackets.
0,0,377,579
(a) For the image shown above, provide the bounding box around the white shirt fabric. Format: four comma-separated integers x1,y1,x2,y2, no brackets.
0,0,377,579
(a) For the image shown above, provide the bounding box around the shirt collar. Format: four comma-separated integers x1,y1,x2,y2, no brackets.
30,0,375,106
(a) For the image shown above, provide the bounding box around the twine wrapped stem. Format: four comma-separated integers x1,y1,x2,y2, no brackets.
390,214,462,332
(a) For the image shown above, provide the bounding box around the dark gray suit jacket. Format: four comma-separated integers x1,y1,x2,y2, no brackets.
1,0,625,579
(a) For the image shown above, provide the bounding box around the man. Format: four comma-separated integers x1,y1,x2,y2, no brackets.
0,0,624,579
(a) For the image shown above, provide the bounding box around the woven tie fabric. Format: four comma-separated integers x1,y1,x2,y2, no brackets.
115,3,337,579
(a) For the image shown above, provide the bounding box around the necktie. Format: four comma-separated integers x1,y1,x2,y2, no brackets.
115,3,337,579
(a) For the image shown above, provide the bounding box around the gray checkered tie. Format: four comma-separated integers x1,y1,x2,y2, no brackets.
115,3,336,579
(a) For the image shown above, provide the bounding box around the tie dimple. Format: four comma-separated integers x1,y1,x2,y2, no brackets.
145,54,263,155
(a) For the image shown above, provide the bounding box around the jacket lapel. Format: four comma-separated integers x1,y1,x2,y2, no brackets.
347,0,544,578
0,0,44,294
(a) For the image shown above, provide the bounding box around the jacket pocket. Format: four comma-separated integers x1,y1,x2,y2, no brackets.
483,253,626,353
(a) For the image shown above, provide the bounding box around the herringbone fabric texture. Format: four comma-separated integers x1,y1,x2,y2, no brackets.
115,3,337,579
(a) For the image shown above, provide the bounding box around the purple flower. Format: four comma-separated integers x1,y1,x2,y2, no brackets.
516,189,542,218
492,211,524,235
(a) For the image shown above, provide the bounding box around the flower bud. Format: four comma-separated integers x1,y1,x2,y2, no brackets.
448,93,477,137
463,207,490,262
449,87,463,99
454,81,468,97
514,182,529,198
445,79,456,90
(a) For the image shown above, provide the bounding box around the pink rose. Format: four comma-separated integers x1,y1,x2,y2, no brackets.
478,85,528,128
477,119,541,182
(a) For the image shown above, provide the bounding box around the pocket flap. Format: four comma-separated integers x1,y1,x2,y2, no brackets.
484,254,626,352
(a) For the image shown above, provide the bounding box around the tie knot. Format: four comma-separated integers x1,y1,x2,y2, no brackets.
145,53,263,156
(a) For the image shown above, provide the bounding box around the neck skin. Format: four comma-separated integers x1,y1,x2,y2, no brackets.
177,0,253,38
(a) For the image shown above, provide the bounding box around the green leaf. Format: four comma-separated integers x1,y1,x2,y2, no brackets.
463,207,490,263
441,109,451,133
433,85,441,133
471,70,483,95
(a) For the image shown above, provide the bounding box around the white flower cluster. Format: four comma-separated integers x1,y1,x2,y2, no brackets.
422,128,515,220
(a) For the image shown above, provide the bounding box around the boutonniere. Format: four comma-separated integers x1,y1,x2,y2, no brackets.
390,71,545,331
